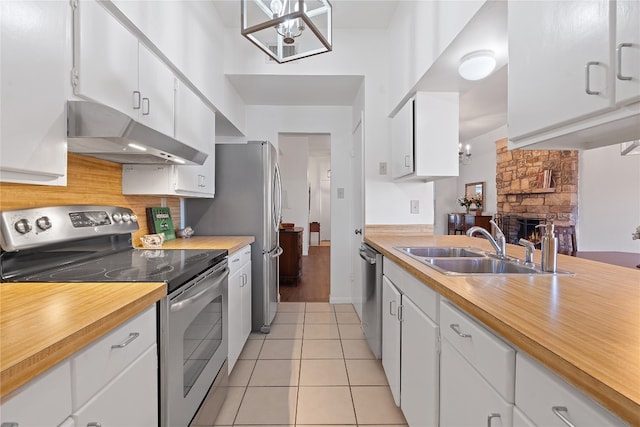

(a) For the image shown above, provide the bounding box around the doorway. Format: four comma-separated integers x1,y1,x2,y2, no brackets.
278,134,331,302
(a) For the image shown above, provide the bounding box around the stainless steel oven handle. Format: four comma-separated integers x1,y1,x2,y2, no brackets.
170,268,229,312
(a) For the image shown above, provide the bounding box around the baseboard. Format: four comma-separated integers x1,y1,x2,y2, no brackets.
329,296,352,304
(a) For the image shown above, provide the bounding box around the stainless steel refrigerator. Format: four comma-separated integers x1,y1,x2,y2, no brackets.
185,141,282,333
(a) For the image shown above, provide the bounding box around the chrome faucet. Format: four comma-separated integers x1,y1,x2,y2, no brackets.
518,238,536,266
466,220,507,258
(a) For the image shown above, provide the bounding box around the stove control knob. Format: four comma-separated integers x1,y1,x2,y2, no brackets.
130,214,138,223
112,212,122,223
122,213,131,223
36,216,52,231
14,218,32,234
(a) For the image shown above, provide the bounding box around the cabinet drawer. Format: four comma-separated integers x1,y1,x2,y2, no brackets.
229,245,251,274
440,300,515,402
71,305,156,409
515,353,628,427
0,360,72,426
383,257,438,322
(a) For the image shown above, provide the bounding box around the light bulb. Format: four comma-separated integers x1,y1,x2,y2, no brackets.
458,50,496,81
270,0,283,16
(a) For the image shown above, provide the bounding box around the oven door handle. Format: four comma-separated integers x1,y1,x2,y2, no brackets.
170,268,229,312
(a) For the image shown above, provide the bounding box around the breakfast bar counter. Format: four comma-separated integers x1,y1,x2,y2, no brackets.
365,233,640,426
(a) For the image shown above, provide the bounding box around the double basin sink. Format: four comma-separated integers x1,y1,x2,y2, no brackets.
395,246,571,275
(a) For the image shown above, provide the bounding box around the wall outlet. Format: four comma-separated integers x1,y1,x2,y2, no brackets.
410,200,419,214
337,188,345,199
379,162,388,175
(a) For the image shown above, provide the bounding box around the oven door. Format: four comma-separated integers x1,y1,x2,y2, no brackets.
164,261,229,427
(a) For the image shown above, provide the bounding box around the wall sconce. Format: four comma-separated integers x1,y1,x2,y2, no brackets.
241,0,332,63
458,50,496,81
459,143,472,165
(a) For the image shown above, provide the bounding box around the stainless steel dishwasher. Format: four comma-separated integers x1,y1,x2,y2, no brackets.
360,243,383,359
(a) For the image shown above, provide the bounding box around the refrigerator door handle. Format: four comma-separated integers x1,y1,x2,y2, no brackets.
270,246,283,258
273,163,283,232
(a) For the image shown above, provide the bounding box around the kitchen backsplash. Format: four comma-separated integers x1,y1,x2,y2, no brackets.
0,153,181,245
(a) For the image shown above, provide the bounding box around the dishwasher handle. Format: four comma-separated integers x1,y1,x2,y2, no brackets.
359,248,377,264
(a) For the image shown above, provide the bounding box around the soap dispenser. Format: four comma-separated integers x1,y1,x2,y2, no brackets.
537,221,558,272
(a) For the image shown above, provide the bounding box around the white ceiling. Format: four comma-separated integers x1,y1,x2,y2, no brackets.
215,0,508,141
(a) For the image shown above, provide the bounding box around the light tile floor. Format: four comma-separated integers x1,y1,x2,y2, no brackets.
192,302,407,427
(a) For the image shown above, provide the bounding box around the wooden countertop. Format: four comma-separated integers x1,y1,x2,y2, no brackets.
148,236,255,254
0,282,166,399
365,233,640,426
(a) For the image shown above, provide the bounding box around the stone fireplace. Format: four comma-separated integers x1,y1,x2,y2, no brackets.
495,139,578,245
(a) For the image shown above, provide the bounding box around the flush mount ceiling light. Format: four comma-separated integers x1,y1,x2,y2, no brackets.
458,50,496,81
241,0,332,64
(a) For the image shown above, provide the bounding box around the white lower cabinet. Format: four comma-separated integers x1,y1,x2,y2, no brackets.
382,276,402,405
439,300,515,427
73,345,158,427
441,339,513,427
0,305,158,427
515,353,628,427
381,262,439,427
228,245,252,371
0,360,72,426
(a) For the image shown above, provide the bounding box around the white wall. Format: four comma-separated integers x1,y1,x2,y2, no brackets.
433,125,506,234
579,145,640,253
279,136,310,255
243,105,353,303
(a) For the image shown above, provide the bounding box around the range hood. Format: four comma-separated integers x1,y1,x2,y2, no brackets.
67,101,208,165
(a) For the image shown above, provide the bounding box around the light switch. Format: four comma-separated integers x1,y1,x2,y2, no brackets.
337,188,345,199
379,162,388,175
410,200,419,214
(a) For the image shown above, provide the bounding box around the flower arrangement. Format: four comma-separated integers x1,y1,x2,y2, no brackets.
472,195,482,210
458,195,482,213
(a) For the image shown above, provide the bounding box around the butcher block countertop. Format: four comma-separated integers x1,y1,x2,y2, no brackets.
1,236,253,400
365,233,640,426
0,282,166,399
149,235,255,254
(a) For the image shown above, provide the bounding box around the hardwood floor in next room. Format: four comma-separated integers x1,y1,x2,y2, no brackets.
280,245,330,302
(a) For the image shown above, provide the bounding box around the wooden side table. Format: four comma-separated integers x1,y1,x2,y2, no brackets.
280,227,303,285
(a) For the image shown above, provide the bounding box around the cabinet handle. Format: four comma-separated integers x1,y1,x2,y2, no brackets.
404,154,411,168
111,332,140,349
450,323,472,338
552,406,577,427
232,258,241,263
584,61,601,95
616,42,633,81
389,300,396,316
487,413,501,427
132,91,141,109
1,423,19,427
397,304,404,322
142,97,150,115
87,423,102,427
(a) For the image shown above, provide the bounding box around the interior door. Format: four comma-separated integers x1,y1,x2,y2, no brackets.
350,113,365,317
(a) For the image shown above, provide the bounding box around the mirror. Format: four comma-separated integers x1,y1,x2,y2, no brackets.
465,181,485,212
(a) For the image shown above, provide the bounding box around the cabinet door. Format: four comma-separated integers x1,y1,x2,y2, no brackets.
440,339,513,427
381,276,401,406
74,345,158,427
73,0,138,117
391,97,414,179
508,0,613,141
240,250,253,343
138,43,175,137
228,258,243,372
400,296,439,427
0,0,67,185
616,1,640,106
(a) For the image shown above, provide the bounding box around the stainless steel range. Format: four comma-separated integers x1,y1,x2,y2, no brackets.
0,205,229,427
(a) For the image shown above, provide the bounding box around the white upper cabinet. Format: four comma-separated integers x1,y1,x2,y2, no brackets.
508,0,640,150
72,0,175,137
391,92,459,182
615,0,640,106
0,1,68,186
72,0,138,118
